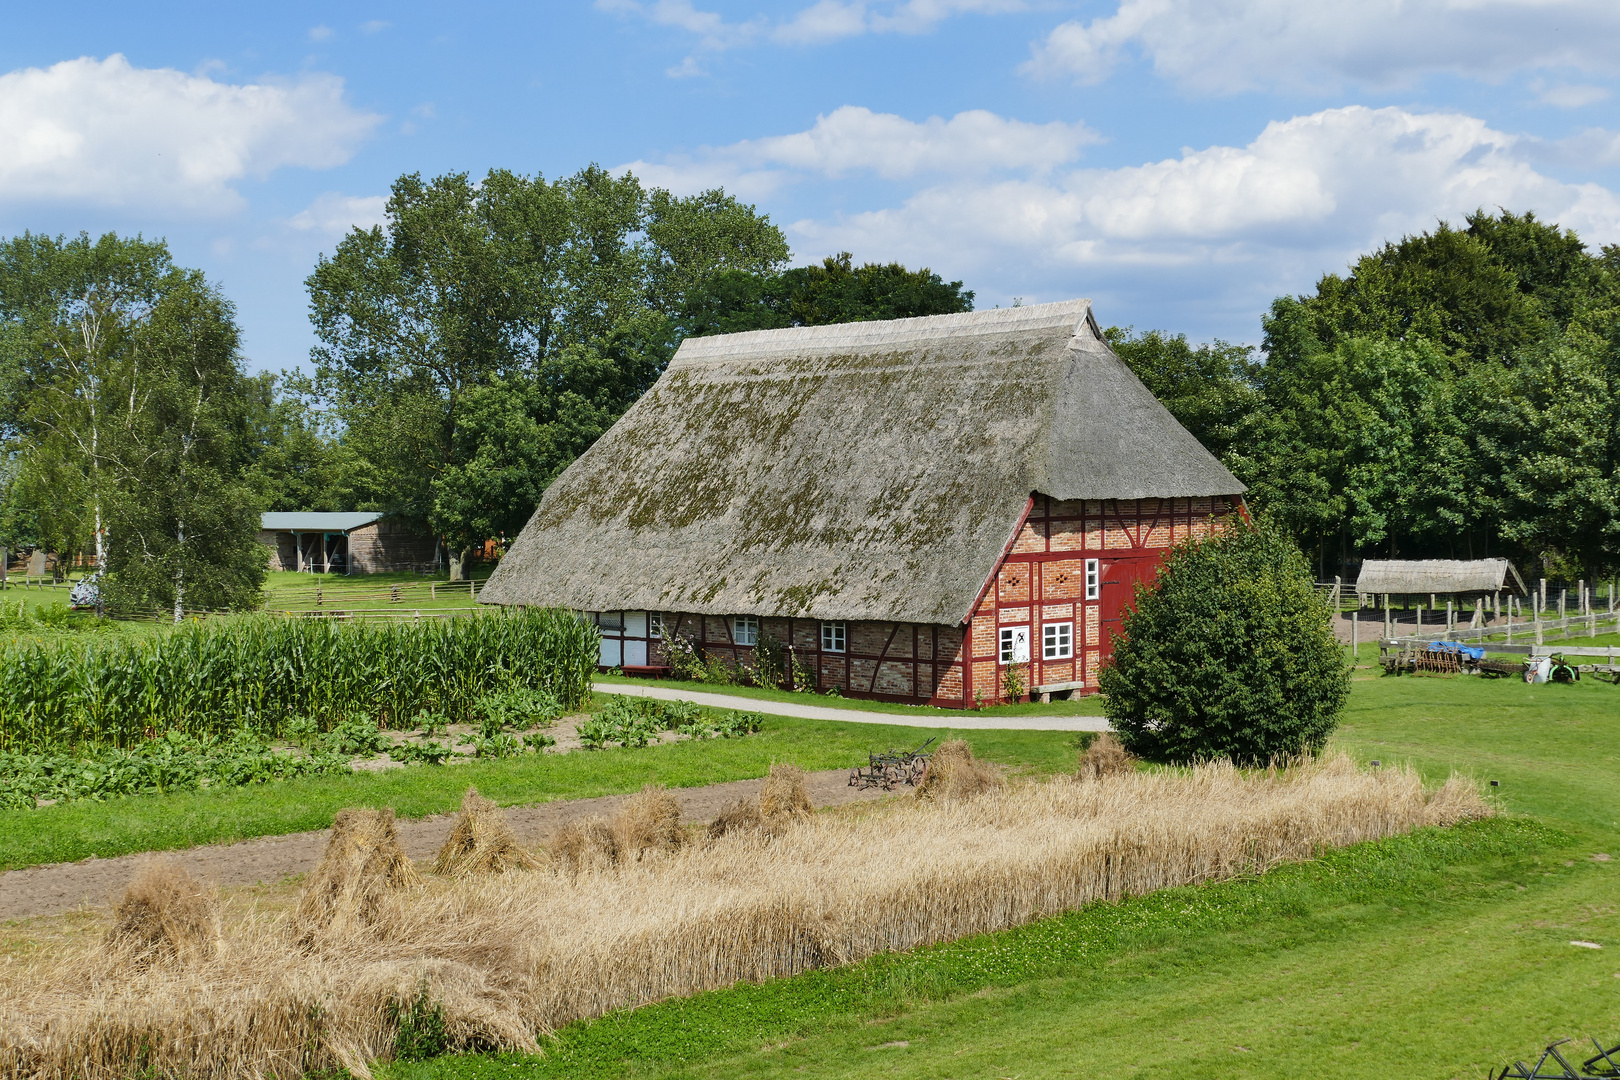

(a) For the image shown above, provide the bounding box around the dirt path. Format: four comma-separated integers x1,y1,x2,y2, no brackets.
0,770,889,922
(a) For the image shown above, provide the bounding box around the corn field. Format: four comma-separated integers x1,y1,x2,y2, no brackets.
0,609,598,749
0,755,1489,1079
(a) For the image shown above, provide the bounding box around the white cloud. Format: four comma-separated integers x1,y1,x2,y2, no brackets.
1025,0,1620,94
285,192,389,237
634,105,1620,324
0,54,382,215
1531,80,1611,108
599,0,1024,73
620,105,1097,197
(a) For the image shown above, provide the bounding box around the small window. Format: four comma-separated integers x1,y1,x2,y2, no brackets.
1000,626,1030,663
733,615,759,646
597,611,623,631
649,613,664,639
821,621,846,653
1085,559,1100,600
1043,622,1073,660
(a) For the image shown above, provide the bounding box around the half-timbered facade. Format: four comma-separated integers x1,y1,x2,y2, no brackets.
480,300,1246,704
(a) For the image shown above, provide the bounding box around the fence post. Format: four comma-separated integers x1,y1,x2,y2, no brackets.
1351,611,1358,663
1416,604,1423,635
1579,579,1587,615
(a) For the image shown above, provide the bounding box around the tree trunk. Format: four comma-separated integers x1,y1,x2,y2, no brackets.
448,545,471,582
174,516,185,625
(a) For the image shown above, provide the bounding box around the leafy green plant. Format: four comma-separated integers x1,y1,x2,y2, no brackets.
387,983,448,1062
320,715,390,757
702,656,736,685
473,686,563,731
661,633,706,681
749,631,786,688
286,716,320,747
1100,520,1350,764
412,710,450,739
390,739,453,766
0,607,598,751
1001,662,1027,705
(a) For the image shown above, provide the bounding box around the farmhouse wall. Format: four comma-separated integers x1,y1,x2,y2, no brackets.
589,495,1240,707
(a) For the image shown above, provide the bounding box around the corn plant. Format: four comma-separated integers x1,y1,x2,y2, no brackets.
0,608,598,750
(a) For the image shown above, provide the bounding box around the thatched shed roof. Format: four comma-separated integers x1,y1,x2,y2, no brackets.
479,299,1245,625
1355,559,1527,596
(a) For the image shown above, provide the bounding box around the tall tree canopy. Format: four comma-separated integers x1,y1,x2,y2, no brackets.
1118,209,1620,580
304,166,791,575
0,232,265,612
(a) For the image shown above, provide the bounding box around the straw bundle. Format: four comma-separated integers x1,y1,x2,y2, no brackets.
432,788,543,876
0,755,1489,1080
611,785,686,862
759,764,814,828
1075,732,1137,782
104,860,220,967
707,797,763,839
914,739,1005,801
295,807,422,941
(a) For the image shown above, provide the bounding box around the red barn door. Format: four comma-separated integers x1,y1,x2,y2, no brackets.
1097,555,1160,655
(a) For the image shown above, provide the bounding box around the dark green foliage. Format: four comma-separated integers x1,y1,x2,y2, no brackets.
1100,521,1349,764
305,168,789,560
0,728,352,808
677,252,974,337
1102,327,1260,463
389,984,450,1063
0,608,598,750
577,696,762,749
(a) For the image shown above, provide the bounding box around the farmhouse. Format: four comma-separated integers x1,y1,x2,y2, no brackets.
478,299,1246,704
258,512,439,574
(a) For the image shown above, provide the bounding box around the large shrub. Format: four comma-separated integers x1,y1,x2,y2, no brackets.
1099,521,1349,764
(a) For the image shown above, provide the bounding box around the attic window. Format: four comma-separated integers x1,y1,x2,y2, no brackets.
1085,559,1100,600
821,621,846,653
734,616,759,646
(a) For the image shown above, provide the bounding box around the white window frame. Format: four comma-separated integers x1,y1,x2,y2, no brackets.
1043,622,1073,660
1085,559,1100,600
821,620,846,653
1000,626,1030,664
649,613,664,639
733,615,759,646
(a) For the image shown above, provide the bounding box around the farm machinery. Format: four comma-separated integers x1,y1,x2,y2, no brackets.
1494,1036,1620,1078
849,737,935,790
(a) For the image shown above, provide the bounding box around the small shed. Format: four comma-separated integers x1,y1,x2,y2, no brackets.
1355,559,1526,602
258,513,439,574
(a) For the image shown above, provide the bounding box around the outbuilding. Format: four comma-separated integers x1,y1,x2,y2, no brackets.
478,299,1247,704
1354,559,1527,605
258,512,439,575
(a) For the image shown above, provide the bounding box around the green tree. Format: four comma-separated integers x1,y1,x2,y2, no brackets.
1103,327,1259,462
1100,522,1349,765
679,253,973,337
307,167,788,578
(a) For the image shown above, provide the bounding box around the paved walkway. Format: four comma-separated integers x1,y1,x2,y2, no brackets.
595,682,1110,731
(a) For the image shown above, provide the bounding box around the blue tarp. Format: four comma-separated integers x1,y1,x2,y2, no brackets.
1426,641,1485,660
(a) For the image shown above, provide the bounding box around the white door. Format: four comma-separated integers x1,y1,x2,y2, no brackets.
623,640,648,666
599,638,622,667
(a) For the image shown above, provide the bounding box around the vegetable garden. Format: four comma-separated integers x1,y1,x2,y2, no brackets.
0,608,597,749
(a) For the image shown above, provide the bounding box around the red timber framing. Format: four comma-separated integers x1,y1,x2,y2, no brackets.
588,493,1240,707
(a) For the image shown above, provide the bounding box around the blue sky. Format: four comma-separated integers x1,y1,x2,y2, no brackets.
3,1,1619,372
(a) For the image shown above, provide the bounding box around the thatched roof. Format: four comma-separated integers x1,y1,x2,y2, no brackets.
479,299,1245,625
1355,559,1527,596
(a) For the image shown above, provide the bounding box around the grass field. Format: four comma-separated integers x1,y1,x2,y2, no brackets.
379,672,1620,1080
0,709,1076,870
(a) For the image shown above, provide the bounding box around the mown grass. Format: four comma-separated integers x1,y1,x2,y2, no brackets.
0,714,1075,871
593,674,1107,716
385,673,1620,1080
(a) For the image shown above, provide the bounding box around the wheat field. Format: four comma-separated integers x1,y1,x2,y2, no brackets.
0,754,1487,1079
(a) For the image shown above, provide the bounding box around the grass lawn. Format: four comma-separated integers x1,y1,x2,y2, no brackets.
0,712,1078,871
383,672,1620,1080
594,673,1108,717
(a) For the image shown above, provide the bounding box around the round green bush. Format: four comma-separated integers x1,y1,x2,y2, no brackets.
1098,521,1350,764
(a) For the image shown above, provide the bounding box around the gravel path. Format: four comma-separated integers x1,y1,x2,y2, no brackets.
596,682,1112,731
0,769,889,923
